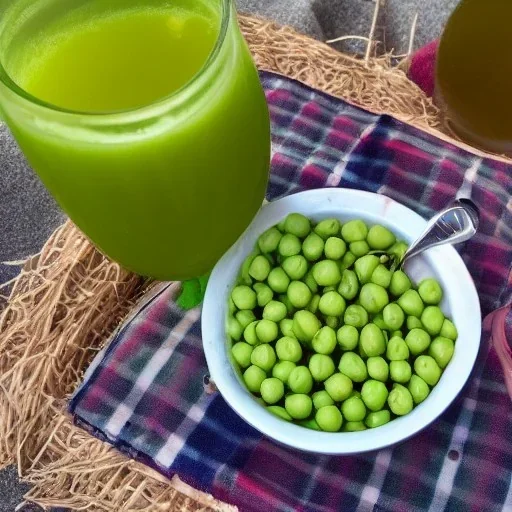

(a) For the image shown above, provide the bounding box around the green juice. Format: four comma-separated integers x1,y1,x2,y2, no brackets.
0,0,270,280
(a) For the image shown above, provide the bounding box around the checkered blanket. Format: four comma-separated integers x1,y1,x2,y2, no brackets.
70,71,512,512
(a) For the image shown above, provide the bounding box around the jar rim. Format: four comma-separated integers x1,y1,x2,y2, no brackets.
0,0,231,118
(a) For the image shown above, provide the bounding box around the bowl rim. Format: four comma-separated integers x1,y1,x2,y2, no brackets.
201,188,481,454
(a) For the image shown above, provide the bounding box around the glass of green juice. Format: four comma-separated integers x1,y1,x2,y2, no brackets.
0,0,270,280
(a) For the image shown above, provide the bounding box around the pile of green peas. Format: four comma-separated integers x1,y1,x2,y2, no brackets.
228,213,458,432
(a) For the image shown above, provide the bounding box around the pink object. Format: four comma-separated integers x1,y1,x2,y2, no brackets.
408,40,439,98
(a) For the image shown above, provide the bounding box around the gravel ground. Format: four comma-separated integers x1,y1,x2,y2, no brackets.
0,1,458,509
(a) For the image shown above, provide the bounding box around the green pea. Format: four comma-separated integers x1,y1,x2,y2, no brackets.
386,336,410,360
344,421,367,432
325,237,347,260
407,316,423,330
307,294,321,314
228,296,237,315
440,319,458,341
360,323,386,356
248,255,271,282
372,313,388,330
398,289,424,317
337,325,359,351
383,303,405,330
338,269,360,300
278,294,295,315
405,328,431,355
421,306,445,336
298,418,321,431
429,336,455,369
349,241,370,257
232,285,257,310
260,378,285,404
367,225,396,249
371,264,392,288
312,260,341,286
414,355,442,386
365,410,391,428
288,365,313,393
389,270,412,296
258,227,282,253
302,232,325,261
341,396,366,421
388,384,413,416
339,251,357,271
309,354,336,382
278,233,302,257
361,380,388,411
341,219,368,242
312,326,337,355
272,361,296,382
227,316,243,341
243,321,259,345
389,360,412,383
284,213,311,238
285,394,313,419
344,304,369,328
282,255,308,280
367,356,389,382
275,336,302,363
267,405,292,421
279,318,294,338
243,365,267,393
359,283,389,314
231,342,254,368
255,319,279,343
277,217,287,232
267,267,290,293
239,249,259,285
312,390,335,409
388,241,409,261
314,218,341,240
418,278,443,305
392,330,403,338
339,352,368,382
354,255,379,284
236,310,257,330
253,283,273,307
318,291,346,317
324,372,353,401
287,280,313,309
408,374,430,404
251,344,276,371
303,270,319,294
325,316,340,329
316,405,343,432
293,310,321,345
262,301,286,323
228,295,236,315
350,390,362,399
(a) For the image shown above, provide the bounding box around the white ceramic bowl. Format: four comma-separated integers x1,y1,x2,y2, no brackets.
202,188,481,454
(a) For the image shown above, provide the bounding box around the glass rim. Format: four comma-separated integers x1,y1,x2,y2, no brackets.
0,0,231,118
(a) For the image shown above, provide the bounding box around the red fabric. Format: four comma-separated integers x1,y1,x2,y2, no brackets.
408,40,439,98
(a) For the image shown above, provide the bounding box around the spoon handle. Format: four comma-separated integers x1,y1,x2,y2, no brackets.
401,199,480,265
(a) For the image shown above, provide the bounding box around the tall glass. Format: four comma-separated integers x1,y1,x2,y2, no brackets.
436,0,512,155
0,0,270,280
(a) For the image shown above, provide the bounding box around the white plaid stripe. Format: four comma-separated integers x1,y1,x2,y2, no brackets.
105,308,200,438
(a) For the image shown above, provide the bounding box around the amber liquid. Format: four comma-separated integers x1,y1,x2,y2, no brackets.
436,0,512,154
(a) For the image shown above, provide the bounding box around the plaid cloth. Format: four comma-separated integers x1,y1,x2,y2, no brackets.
70,71,512,512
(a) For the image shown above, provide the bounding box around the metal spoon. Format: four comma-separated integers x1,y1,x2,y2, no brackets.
394,198,480,269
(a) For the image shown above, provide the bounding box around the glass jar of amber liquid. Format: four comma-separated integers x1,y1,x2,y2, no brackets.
436,0,512,155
